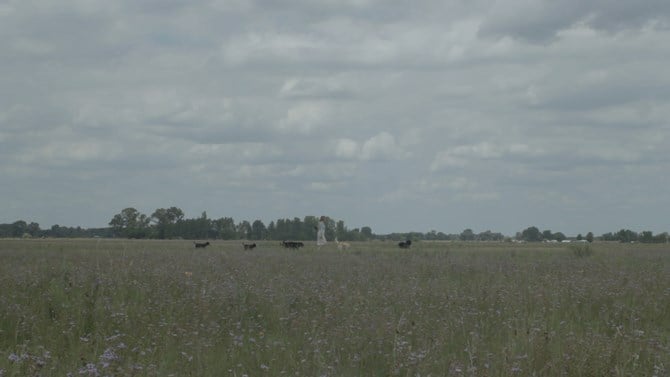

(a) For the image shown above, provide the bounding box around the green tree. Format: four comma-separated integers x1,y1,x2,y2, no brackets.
640,231,654,243
585,232,594,243
291,217,303,239
303,216,319,240
617,229,637,243
11,221,28,237
151,207,184,239
50,224,65,237
274,219,291,240
479,230,504,241
335,220,347,240
213,217,237,240
237,220,251,240
520,226,542,242
266,221,276,240
460,228,475,241
654,232,669,243
197,211,213,239
552,232,566,242
251,220,267,240
27,222,41,237
601,232,616,241
109,208,150,238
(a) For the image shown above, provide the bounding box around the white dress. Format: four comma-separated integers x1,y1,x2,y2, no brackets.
317,221,327,246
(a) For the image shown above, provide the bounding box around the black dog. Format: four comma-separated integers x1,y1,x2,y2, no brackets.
194,241,210,248
282,240,304,249
243,243,257,250
398,239,412,249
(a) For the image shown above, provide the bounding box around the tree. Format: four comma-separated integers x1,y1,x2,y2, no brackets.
27,222,41,237
213,217,237,240
617,229,637,243
266,221,276,240
11,221,28,237
151,207,184,239
109,208,150,238
520,226,542,242
237,221,251,240
478,230,504,241
325,217,337,241
640,231,654,243
601,232,616,241
291,217,303,239
251,220,267,240
585,232,594,243
303,216,319,240
335,220,347,240
460,228,475,241
654,232,669,243
553,232,567,242
197,211,214,239
274,219,291,240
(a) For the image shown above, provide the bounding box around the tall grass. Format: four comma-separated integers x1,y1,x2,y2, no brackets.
1,239,668,376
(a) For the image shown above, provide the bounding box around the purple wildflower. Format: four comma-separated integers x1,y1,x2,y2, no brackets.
78,363,99,376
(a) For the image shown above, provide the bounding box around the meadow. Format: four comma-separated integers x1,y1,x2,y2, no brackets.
1,239,668,376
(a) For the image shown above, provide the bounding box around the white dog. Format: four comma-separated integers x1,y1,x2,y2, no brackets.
335,238,351,250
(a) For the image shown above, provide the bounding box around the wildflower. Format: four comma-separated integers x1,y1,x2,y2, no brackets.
78,363,99,376
260,364,270,371
184,271,193,277
8,353,20,363
99,347,119,368
180,352,193,362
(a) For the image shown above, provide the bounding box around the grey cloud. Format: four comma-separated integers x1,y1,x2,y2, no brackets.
530,80,670,112
479,0,670,42
279,77,354,100
2,0,670,235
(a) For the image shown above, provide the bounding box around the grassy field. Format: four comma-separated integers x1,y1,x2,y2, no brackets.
1,239,669,376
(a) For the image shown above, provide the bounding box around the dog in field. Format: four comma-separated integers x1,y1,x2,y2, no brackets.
398,239,412,249
282,240,304,249
194,241,210,248
335,238,350,251
243,243,257,250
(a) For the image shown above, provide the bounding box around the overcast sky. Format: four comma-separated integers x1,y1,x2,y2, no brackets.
2,0,669,236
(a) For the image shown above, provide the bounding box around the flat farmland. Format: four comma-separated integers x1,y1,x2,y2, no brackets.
1,239,669,376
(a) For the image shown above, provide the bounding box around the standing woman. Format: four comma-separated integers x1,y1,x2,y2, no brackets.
317,216,327,247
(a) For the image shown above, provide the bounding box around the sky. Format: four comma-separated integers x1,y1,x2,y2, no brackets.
2,0,669,236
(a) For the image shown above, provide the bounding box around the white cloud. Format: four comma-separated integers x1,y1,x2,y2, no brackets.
278,103,330,134
334,138,359,160
430,142,540,171
332,133,409,161
479,0,670,43
360,132,407,161
279,77,351,99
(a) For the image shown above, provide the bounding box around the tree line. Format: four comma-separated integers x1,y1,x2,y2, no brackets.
0,207,668,243
106,207,376,241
